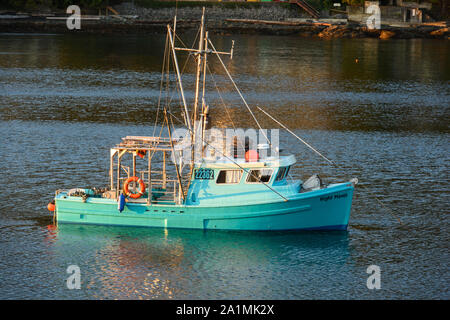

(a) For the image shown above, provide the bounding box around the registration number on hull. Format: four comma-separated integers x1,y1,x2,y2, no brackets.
193,168,214,180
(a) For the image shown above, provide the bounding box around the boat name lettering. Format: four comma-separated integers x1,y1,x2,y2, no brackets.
320,193,347,202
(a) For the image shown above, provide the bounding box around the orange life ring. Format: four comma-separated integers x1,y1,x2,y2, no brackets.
123,176,146,199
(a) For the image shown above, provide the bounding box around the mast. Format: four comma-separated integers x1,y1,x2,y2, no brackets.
201,31,209,145
168,8,234,199
159,10,293,203
193,7,205,129
171,8,234,141
190,8,205,173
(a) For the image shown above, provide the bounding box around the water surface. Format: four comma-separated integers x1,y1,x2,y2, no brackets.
0,33,448,299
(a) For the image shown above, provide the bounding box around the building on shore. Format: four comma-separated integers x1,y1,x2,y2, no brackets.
347,0,433,25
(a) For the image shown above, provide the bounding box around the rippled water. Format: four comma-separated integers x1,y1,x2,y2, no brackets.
0,33,448,299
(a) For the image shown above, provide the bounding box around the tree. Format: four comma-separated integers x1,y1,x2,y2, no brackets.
3,0,112,10
342,0,365,6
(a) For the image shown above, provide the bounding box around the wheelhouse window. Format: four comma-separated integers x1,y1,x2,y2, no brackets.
216,170,243,184
246,169,273,183
275,166,290,182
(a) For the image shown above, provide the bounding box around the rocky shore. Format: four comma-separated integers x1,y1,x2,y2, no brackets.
313,24,449,39
0,3,448,40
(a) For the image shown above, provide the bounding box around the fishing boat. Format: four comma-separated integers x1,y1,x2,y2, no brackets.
50,9,357,231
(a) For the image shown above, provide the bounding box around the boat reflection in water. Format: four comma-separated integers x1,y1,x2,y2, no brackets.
49,224,350,299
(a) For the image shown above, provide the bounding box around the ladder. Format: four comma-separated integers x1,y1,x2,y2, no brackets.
290,0,320,19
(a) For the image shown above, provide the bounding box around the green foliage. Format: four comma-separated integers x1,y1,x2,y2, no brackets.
322,0,333,10
133,1,292,10
2,0,121,10
2,0,45,10
307,0,333,11
0,0,364,12
341,0,364,6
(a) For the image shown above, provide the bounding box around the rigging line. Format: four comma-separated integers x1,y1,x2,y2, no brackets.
150,67,166,160
164,34,171,117
166,44,194,169
205,63,246,153
343,163,403,226
164,108,186,202
256,106,403,225
156,33,171,157
166,110,289,202
359,183,403,225
173,0,178,34
168,48,194,129
163,38,193,134
153,31,170,137
172,22,205,193
207,38,271,147
168,48,184,115
164,26,198,117
191,8,205,128
172,25,202,126
163,26,201,123
175,0,178,18
167,25,191,132
153,30,174,141
168,112,190,189
166,36,182,115
206,63,236,129
149,126,165,160
149,58,166,162
257,106,335,166
166,52,191,113
165,54,194,111
170,23,200,58
174,24,201,52
201,31,209,116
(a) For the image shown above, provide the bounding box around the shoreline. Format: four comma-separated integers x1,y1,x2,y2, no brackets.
0,18,448,40
0,1,448,40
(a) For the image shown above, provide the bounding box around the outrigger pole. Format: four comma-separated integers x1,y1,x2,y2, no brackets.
256,106,335,166
167,24,192,133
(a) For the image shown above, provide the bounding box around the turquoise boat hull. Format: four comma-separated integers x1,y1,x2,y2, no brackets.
55,183,354,231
